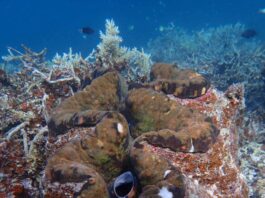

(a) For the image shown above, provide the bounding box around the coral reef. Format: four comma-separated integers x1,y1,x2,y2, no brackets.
0,18,261,197
2,44,47,70
148,23,265,120
239,141,265,197
148,23,265,197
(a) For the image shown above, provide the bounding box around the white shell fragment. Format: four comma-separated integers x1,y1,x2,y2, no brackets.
117,123,124,134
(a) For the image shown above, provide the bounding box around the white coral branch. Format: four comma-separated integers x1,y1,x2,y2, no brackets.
6,121,29,140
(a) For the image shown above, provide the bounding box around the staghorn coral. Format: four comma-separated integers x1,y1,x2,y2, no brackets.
2,45,90,88
52,48,92,86
90,19,152,82
2,44,47,70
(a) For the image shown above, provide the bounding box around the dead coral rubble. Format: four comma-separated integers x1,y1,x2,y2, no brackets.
0,46,92,197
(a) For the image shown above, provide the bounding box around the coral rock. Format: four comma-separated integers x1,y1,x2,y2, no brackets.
48,71,127,136
150,63,210,98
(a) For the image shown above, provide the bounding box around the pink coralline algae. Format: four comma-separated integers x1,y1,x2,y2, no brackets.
153,84,249,197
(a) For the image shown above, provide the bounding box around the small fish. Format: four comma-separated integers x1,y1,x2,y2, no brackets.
241,29,257,39
258,8,265,14
79,26,95,38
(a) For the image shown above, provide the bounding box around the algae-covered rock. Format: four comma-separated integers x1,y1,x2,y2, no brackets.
48,71,127,136
150,63,210,98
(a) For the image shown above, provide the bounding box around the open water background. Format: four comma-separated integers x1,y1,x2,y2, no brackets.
0,0,264,57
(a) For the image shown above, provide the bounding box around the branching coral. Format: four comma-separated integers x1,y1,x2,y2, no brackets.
2,45,92,87
148,23,265,118
2,44,47,69
90,19,152,82
52,48,91,85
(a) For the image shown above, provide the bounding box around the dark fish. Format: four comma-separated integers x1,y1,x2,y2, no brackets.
241,29,257,39
80,26,95,35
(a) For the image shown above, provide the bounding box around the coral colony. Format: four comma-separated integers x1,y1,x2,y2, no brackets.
0,19,264,197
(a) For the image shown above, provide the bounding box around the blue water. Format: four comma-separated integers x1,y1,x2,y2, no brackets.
0,0,264,58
